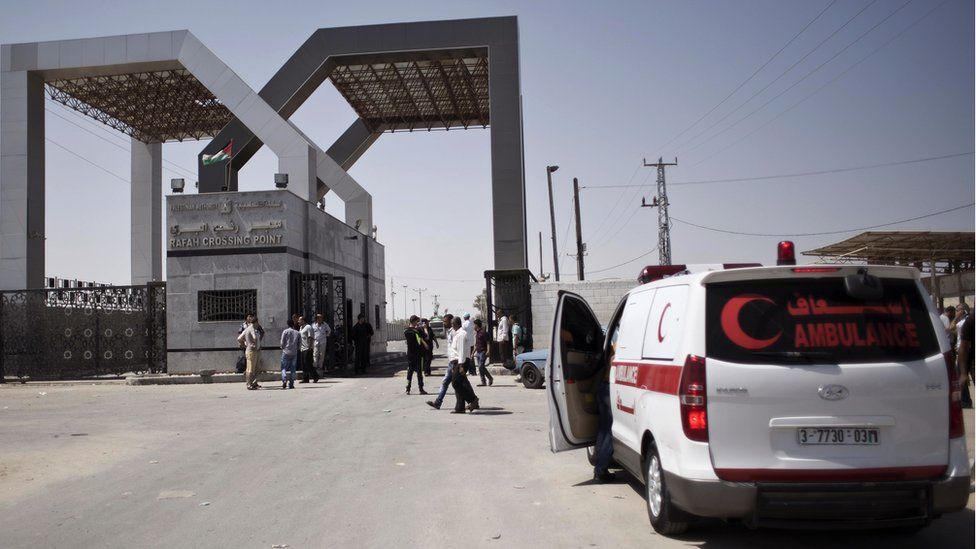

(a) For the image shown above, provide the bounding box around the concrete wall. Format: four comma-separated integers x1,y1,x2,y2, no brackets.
530,279,635,350
165,189,385,374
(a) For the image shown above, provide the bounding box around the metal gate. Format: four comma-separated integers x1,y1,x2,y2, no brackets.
0,282,167,381
289,272,349,369
484,269,536,364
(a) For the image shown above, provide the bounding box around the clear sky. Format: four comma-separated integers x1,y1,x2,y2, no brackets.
1,0,973,319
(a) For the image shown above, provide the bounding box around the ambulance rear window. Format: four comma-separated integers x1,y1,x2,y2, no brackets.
706,277,939,364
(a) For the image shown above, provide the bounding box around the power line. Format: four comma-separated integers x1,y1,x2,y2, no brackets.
672,0,880,156
692,0,951,168
559,196,575,276
685,0,915,158
586,163,642,243
581,151,972,189
46,138,129,183
588,246,659,275
47,101,199,179
672,202,974,237
588,169,654,249
656,0,837,153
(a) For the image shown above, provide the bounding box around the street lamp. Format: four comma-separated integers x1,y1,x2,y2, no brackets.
546,165,560,281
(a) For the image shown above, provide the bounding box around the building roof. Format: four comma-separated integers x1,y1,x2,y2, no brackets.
46,68,233,143
802,231,975,273
329,50,489,132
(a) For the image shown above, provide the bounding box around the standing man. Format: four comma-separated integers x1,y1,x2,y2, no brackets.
237,315,264,390
351,313,375,374
512,314,524,357
496,310,510,367
959,310,974,409
313,313,332,373
298,316,318,383
462,313,476,375
474,319,493,387
420,319,437,376
280,319,301,389
448,316,479,413
404,315,428,395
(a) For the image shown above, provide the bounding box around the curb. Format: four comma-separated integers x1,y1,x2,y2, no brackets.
125,351,408,386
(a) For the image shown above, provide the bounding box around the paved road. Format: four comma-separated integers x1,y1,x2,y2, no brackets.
0,355,972,548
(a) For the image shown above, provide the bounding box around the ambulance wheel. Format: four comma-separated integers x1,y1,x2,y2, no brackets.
645,442,688,535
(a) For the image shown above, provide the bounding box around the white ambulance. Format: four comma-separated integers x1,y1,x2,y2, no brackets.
547,243,970,534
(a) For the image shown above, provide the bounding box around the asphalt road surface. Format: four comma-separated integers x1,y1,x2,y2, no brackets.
1,355,973,548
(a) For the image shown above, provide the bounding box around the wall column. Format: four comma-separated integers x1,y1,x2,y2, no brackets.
0,70,45,290
488,32,527,270
131,138,162,284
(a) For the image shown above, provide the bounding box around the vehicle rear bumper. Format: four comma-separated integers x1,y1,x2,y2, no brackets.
664,472,756,518
932,474,971,514
664,472,971,527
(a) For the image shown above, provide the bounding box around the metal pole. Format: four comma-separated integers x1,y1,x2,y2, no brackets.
546,166,560,281
402,284,408,320
573,177,585,280
414,288,426,318
538,232,544,278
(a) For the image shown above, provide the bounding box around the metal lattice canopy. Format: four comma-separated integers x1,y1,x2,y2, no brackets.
802,231,975,274
330,51,490,132
46,69,233,143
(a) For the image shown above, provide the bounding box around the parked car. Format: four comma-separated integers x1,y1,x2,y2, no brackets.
548,245,970,534
515,349,547,389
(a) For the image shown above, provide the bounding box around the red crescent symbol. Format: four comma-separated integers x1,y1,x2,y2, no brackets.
657,303,672,342
720,294,781,350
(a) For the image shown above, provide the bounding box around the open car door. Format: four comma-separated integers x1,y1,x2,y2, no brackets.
548,291,605,452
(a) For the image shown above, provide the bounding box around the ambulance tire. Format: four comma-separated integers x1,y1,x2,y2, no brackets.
644,442,688,536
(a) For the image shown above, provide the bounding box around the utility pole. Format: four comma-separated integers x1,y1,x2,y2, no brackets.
402,284,408,320
414,287,427,318
546,165,560,281
573,177,585,280
412,298,417,315
390,278,397,321
538,231,545,279
642,157,678,266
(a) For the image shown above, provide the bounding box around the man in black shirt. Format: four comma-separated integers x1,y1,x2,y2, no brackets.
351,314,375,374
404,315,428,395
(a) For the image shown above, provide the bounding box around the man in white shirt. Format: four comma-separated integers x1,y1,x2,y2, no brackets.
312,313,332,372
461,313,476,375
236,316,264,390
496,311,511,367
427,314,457,410
298,315,318,383
448,316,479,413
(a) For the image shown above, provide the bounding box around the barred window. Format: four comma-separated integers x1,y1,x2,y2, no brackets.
198,290,257,322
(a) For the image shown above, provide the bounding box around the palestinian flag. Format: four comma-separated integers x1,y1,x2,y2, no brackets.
202,141,233,166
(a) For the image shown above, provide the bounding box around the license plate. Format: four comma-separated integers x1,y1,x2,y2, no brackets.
797,427,879,445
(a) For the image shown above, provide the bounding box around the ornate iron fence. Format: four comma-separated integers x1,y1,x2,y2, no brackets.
289,272,349,369
0,282,166,381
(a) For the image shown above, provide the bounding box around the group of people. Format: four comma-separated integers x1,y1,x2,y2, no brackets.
400,311,506,414
236,312,375,390
941,303,974,408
